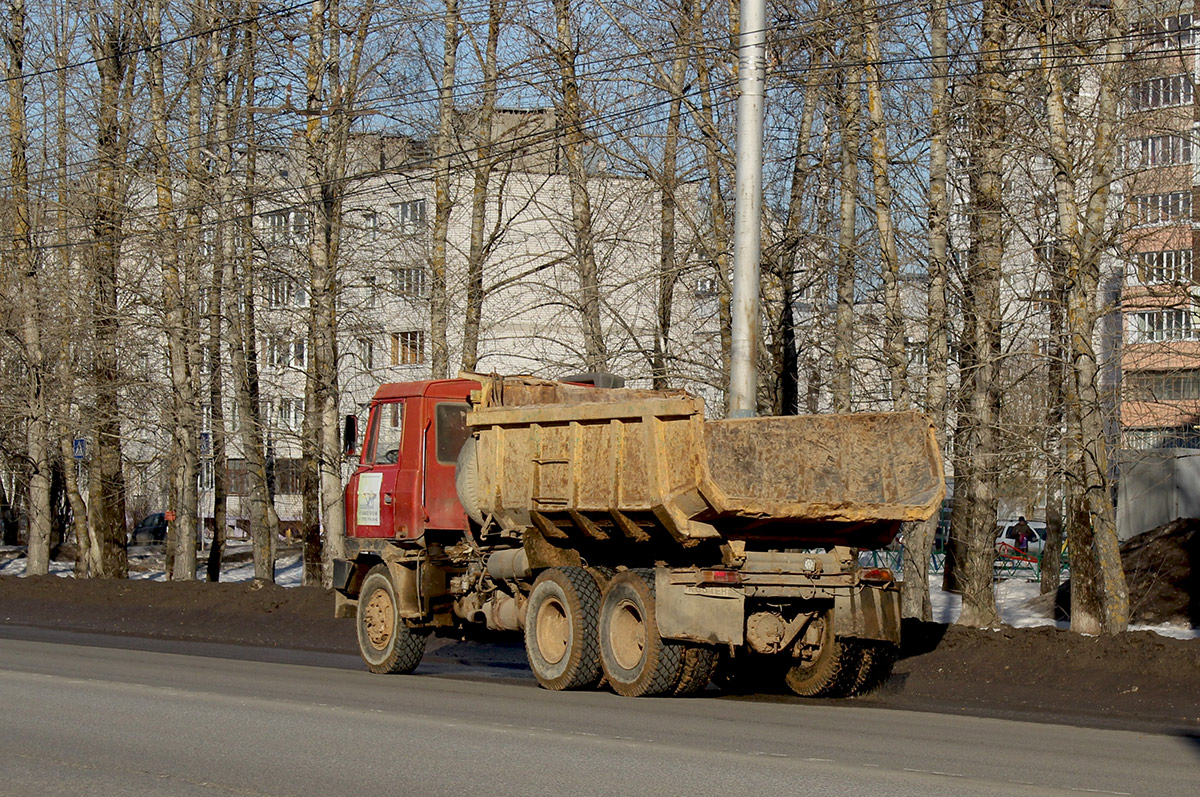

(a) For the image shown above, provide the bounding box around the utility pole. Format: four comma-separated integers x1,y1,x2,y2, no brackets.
729,0,767,417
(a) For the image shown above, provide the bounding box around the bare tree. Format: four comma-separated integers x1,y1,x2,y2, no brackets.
428,0,460,379
4,0,53,576
460,0,506,372
903,0,950,621
87,0,141,578
1038,0,1129,633
303,0,376,585
955,0,1005,629
550,0,606,371
862,0,908,411
831,21,861,414
145,0,203,580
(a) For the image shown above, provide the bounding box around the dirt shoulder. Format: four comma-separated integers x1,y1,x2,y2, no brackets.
1,575,1196,732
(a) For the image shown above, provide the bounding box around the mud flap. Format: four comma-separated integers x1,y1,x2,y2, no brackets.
655,571,745,645
833,585,901,644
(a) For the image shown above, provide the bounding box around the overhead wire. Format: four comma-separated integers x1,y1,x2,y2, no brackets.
1,1,1193,252
8,5,1192,194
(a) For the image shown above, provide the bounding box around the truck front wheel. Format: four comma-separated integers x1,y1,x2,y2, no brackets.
598,568,683,697
524,566,604,690
356,565,426,674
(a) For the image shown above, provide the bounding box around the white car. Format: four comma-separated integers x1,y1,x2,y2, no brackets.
995,521,1046,555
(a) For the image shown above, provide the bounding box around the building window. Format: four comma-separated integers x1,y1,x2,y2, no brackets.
1128,308,1197,342
268,336,308,369
1130,73,1194,110
1136,13,1195,51
227,458,248,496
1132,191,1191,225
1137,249,1194,284
364,211,379,241
365,275,379,308
274,458,303,494
1123,425,1200,449
905,339,928,370
392,330,426,365
394,199,427,234
200,227,216,259
1125,369,1200,401
264,210,308,245
1126,134,1192,168
266,276,308,308
358,338,375,370
393,267,428,297
695,276,717,297
277,397,304,431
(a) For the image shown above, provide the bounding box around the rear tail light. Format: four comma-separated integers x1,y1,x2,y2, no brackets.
859,568,894,583
698,569,742,585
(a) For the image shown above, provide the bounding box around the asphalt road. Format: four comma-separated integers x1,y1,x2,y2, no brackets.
0,630,1196,796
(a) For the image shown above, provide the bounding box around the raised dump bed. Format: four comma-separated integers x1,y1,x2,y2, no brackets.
463,376,944,550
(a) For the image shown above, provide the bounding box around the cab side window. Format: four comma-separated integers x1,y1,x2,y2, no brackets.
435,402,470,464
368,401,404,464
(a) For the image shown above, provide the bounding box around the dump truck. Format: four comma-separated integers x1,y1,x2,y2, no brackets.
333,374,944,698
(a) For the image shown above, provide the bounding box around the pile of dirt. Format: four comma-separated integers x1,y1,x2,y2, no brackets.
1122,518,1198,625
1,574,1197,730
1053,518,1198,627
0,575,354,651
887,619,1200,726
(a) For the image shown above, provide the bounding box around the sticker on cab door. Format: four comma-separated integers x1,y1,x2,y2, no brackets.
357,472,383,526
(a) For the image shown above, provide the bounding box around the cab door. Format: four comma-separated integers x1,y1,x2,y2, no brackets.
349,400,406,539
424,400,471,530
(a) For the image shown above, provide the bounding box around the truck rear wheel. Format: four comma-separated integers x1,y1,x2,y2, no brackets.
849,640,897,696
356,565,426,675
524,566,604,690
598,568,683,697
783,609,860,698
672,644,718,696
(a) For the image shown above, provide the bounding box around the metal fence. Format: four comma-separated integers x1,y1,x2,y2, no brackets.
859,545,1070,580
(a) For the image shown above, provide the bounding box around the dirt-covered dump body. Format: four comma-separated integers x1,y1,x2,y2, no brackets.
462,376,944,550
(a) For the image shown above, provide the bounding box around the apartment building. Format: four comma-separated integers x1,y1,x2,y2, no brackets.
200,110,706,527
1120,6,1200,450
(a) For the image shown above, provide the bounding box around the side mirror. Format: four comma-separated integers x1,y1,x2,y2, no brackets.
343,414,358,456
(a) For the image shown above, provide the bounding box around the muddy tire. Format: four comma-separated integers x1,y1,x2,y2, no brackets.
598,568,683,697
673,644,719,696
783,610,860,698
585,565,617,589
524,566,604,690
356,565,426,674
849,640,897,696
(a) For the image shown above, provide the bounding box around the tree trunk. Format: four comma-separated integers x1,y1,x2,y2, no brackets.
1042,264,1066,595
1039,0,1129,632
148,0,201,582
903,0,949,620
552,0,606,371
771,23,823,415
695,11,732,404
957,0,1004,629
832,29,861,413
5,0,53,576
212,5,274,582
649,0,694,390
89,4,136,578
460,0,503,372
304,0,374,585
863,0,908,411
430,0,459,379
301,367,322,586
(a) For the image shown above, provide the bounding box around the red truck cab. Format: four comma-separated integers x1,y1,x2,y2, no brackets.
345,379,480,541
